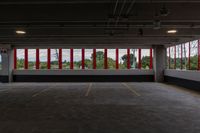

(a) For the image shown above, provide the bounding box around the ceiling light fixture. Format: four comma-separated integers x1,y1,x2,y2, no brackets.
167,30,177,34
16,30,26,35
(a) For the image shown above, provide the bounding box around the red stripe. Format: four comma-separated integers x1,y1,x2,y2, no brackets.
188,42,191,70
127,49,130,69
174,46,176,69
150,48,153,69
70,49,73,69
24,49,28,69
116,48,119,69
36,49,40,69
82,49,85,69
93,49,96,69
59,49,62,69
169,47,171,69
180,45,183,70
47,48,51,69
138,49,142,69
14,48,17,69
104,49,108,69
198,40,200,70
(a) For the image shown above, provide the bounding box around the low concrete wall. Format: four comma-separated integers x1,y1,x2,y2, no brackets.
164,69,200,82
164,69,200,91
13,69,154,75
12,70,154,82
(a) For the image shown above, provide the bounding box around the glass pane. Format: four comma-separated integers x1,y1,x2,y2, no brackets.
182,43,189,70
170,47,175,69
73,49,81,69
130,49,138,69
96,49,104,69
17,49,25,70
166,48,169,69
51,49,59,69
28,49,36,69
190,40,198,70
108,49,116,69
85,49,93,69
119,49,127,69
40,49,47,69
176,45,182,69
62,49,70,69
141,49,150,69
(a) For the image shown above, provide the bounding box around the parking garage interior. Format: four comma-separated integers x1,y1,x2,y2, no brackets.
0,0,200,132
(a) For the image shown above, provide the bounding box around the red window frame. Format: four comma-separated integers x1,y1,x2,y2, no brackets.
150,48,153,69
36,49,40,69
104,49,108,69
70,48,73,70
93,49,96,69
116,48,119,69
47,48,51,69
138,49,142,69
24,49,28,69
59,49,62,69
174,46,176,69
14,48,17,69
82,48,85,69
188,42,191,70
180,44,183,70
198,40,200,70
127,49,130,69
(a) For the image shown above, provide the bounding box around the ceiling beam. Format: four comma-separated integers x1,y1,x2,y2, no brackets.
0,0,200,5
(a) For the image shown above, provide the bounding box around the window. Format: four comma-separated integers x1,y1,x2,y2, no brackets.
141,49,151,69
166,39,200,71
13,48,155,70
17,49,25,70
85,49,93,69
182,43,189,70
176,45,182,69
169,47,175,69
96,49,104,69
73,49,82,69
166,48,170,69
119,49,127,69
51,49,59,69
130,49,139,69
190,40,198,70
28,49,36,69
62,49,70,69
108,49,116,69
40,49,47,69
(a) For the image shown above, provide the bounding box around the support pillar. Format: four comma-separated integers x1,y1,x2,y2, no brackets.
153,45,166,82
0,46,14,83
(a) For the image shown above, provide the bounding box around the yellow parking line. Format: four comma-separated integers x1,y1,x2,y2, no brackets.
122,83,141,96
32,88,49,97
85,83,92,97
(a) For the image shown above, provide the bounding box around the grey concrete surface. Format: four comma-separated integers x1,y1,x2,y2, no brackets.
0,82,200,133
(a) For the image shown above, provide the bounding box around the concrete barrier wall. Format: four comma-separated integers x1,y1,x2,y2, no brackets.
12,70,154,82
164,69,200,82
13,69,154,76
164,69,200,91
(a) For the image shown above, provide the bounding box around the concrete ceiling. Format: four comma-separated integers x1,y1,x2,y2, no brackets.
0,0,200,48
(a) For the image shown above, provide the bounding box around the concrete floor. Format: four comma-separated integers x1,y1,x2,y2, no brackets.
0,83,200,133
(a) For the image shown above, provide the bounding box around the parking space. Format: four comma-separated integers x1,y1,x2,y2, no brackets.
0,83,200,133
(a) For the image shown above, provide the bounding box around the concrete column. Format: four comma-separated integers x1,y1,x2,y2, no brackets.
0,46,14,83
153,45,166,82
